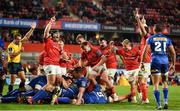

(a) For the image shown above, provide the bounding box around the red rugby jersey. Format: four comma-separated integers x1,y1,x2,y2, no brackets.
100,46,117,69
81,46,102,67
43,38,61,65
117,47,140,70
140,33,151,63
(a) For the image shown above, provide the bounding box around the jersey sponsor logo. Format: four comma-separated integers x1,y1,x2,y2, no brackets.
124,57,136,60
153,37,167,41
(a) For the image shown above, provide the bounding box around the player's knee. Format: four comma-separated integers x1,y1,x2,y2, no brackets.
161,75,168,84
153,83,159,90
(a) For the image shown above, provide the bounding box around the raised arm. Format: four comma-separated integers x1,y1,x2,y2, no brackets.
142,44,150,63
21,22,36,43
43,16,56,39
134,10,147,36
92,55,106,71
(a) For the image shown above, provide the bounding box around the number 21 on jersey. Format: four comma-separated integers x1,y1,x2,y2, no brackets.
154,41,167,52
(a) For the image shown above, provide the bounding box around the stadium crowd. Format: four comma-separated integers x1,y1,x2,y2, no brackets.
0,13,178,109
0,0,179,27
0,1,179,110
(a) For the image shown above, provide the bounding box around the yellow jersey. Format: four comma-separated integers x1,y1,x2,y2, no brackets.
7,42,22,63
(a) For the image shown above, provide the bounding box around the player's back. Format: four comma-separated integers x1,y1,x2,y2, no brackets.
28,75,47,89
61,77,88,99
148,34,172,64
61,84,79,99
83,84,107,104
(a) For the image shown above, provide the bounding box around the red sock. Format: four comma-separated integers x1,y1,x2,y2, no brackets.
131,87,136,97
141,83,148,101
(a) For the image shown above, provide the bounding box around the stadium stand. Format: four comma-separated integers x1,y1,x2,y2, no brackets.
0,0,179,26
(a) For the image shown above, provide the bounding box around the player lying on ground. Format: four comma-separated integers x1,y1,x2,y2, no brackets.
0,74,47,103
51,67,131,105
26,74,70,104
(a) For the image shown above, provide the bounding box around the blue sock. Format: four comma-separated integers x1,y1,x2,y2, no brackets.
32,90,49,102
22,90,37,97
4,89,20,97
2,96,17,103
154,90,161,107
58,97,71,103
163,88,168,104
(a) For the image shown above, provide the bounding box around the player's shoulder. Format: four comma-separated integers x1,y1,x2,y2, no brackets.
79,77,88,81
44,37,53,43
161,34,171,40
132,47,139,52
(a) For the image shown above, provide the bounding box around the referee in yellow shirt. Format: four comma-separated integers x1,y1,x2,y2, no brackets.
7,23,36,92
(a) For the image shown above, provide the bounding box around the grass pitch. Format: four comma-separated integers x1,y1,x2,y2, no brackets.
0,85,180,110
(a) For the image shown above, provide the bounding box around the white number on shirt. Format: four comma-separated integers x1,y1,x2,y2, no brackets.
154,41,166,52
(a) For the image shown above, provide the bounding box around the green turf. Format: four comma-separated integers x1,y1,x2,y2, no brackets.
0,85,180,110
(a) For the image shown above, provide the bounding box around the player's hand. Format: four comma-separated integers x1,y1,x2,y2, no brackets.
31,22,36,29
75,99,81,105
71,99,77,104
169,64,175,73
50,16,56,22
141,16,146,25
134,9,140,18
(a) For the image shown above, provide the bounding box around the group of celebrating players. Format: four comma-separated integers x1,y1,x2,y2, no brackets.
0,10,176,110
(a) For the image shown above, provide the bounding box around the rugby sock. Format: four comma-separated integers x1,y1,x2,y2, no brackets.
4,89,19,97
163,88,168,104
58,97,71,103
141,83,148,101
8,85,13,93
0,79,5,96
2,96,17,103
32,90,49,102
154,90,161,107
131,87,136,97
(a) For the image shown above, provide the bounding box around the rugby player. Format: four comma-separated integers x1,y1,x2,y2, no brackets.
142,24,176,109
